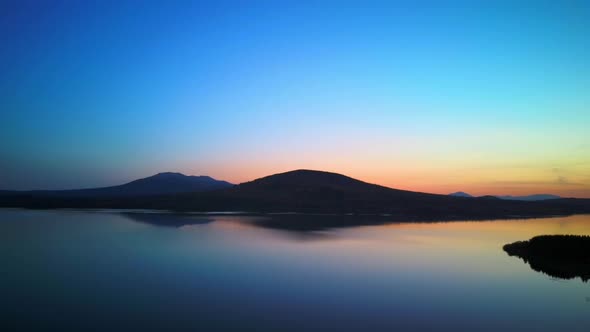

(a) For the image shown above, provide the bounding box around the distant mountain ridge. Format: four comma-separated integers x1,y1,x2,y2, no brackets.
0,172,233,197
495,194,561,201
1,169,588,220
449,192,473,198
448,192,561,201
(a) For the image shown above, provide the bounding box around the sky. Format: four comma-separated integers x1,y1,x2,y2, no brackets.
1,0,589,197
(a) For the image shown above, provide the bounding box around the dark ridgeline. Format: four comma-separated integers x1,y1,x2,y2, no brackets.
449,191,473,198
449,192,562,201
504,235,590,282
1,169,589,221
0,172,233,197
495,194,562,201
94,172,234,195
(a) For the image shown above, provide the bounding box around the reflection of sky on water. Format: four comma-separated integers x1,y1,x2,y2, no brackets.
1,210,589,331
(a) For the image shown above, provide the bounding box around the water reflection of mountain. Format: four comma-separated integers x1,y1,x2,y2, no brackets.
121,212,397,231
504,235,590,282
248,214,402,232
121,212,214,227
120,212,457,235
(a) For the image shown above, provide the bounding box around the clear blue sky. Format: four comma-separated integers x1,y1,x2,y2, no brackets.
1,0,589,197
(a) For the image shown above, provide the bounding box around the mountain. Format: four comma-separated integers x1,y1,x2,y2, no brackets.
1,169,589,220
96,172,234,196
449,191,473,198
448,192,561,201
0,172,233,197
495,194,561,201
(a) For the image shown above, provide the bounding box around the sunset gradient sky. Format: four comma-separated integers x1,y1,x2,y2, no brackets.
2,1,589,197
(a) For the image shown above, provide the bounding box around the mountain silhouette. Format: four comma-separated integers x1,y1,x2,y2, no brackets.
449,192,561,201
449,191,473,198
495,194,561,201
209,169,449,213
0,172,233,197
1,169,589,220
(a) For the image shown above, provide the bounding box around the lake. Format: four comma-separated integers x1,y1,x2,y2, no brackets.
1,209,589,331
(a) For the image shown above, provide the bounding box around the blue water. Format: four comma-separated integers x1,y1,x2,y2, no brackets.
1,209,589,331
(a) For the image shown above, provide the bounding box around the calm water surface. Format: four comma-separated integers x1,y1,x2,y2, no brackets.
1,209,589,331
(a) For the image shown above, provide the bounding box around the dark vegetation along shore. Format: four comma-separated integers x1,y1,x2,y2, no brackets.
504,235,590,282
1,170,590,221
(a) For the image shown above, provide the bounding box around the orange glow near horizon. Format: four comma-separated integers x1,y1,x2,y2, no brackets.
183,155,590,198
